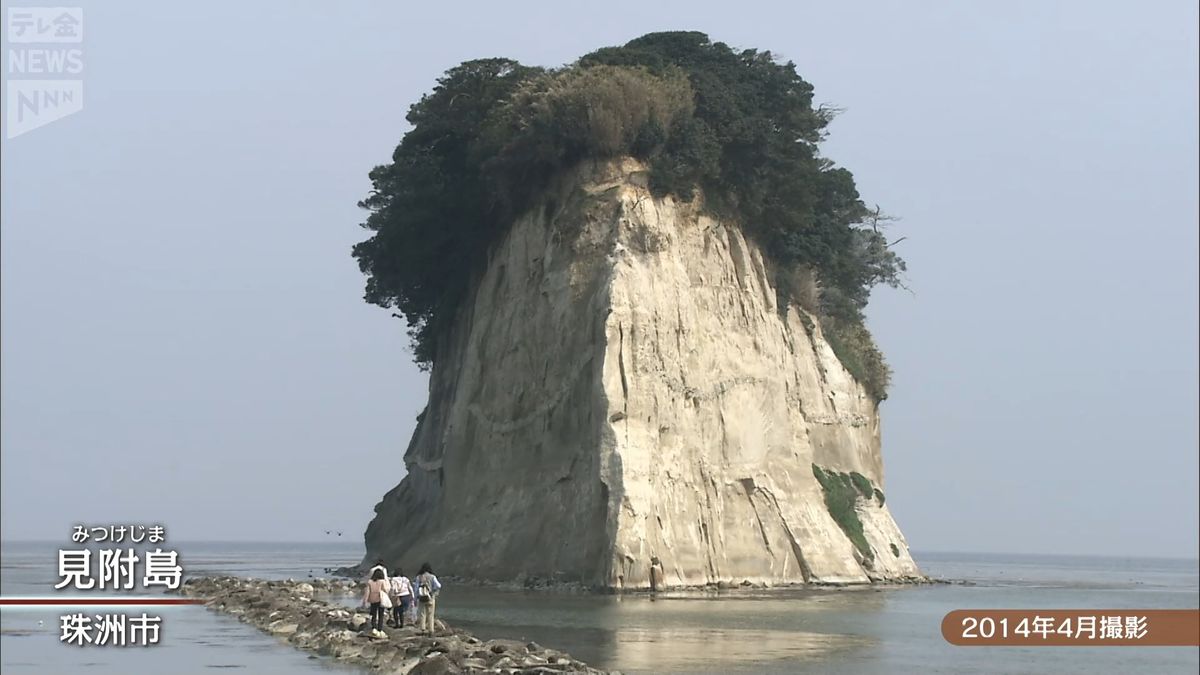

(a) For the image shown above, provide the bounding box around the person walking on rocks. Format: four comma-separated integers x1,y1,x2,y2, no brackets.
362,568,389,637
389,567,413,628
407,571,421,626
415,562,441,634
367,558,389,582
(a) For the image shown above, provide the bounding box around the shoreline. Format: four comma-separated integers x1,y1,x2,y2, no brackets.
435,575,945,595
178,576,611,674
328,565,941,594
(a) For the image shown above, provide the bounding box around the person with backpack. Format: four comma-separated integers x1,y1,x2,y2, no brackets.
415,562,441,634
388,567,413,628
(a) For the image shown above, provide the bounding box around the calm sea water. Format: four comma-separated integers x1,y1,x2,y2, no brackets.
1,541,1196,674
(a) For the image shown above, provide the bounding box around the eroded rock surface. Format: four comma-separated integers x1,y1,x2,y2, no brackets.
180,576,607,674
365,158,922,589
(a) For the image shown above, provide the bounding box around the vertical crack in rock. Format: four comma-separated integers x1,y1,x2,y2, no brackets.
617,322,629,411
758,486,814,583
749,246,775,315
674,299,689,398
794,310,831,391
726,229,752,323
699,465,720,582
740,479,774,555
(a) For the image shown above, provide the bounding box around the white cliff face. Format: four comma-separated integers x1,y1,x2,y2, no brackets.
365,158,921,588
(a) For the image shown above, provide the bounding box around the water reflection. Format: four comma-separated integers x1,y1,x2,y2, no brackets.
438,586,890,674
601,624,868,673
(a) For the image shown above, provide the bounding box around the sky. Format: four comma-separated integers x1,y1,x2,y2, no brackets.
1,0,1196,559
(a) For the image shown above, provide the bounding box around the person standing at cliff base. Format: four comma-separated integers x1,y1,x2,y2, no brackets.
389,567,413,627
416,562,441,634
407,573,420,626
650,556,664,592
368,558,389,582
362,568,389,637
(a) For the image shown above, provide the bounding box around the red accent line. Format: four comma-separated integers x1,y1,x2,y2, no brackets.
0,598,206,606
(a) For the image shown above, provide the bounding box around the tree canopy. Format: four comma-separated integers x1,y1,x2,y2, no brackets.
354,32,906,399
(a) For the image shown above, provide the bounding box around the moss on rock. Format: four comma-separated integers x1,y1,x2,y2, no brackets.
812,464,874,565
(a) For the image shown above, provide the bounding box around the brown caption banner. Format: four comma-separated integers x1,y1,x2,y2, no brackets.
942,610,1199,646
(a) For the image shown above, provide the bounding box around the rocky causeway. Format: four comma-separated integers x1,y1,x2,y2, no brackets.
178,576,611,674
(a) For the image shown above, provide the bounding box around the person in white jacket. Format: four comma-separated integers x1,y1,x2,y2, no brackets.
388,567,413,627
367,558,389,582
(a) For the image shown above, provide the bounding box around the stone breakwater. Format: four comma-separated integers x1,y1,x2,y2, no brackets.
178,576,610,675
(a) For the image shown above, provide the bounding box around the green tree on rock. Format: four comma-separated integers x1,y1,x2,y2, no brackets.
354,33,906,399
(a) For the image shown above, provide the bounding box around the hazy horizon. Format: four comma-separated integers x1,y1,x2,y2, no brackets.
2,0,1197,560
2,538,1197,563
